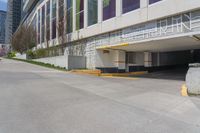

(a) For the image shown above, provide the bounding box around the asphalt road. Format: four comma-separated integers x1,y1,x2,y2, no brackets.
0,58,200,133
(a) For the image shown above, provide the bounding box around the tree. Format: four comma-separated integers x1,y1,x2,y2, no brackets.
11,25,36,54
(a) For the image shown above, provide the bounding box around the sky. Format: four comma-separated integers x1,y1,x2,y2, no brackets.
0,0,7,11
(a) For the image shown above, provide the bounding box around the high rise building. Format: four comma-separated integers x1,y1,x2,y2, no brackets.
0,10,6,44
21,0,200,72
5,0,22,44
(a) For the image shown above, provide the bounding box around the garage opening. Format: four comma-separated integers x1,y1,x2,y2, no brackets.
126,49,200,80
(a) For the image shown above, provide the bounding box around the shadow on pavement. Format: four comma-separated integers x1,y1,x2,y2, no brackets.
132,68,188,81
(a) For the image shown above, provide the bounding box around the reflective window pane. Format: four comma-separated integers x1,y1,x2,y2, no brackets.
66,0,73,33
52,19,56,39
52,0,57,39
46,1,50,41
37,10,40,44
149,0,161,5
76,0,84,30
103,0,116,21
122,0,140,14
88,0,98,26
42,5,45,43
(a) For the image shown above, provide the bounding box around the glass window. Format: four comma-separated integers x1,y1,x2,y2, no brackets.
52,0,57,39
76,0,84,30
46,1,50,41
58,0,64,36
103,0,116,21
149,0,161,5
66,0,73,33
122,0,140,14
41,5,45,43
52,19,57,39
59,0,64,21
37,10,41,44
88,0,98,26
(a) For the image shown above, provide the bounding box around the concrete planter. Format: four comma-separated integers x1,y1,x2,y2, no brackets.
186,63,200,95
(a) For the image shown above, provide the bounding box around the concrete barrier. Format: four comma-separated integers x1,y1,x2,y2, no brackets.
33,55,68,69
15,53,27,60
186,63,200,95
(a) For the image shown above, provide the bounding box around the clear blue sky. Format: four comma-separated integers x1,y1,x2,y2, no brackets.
0,0,7,11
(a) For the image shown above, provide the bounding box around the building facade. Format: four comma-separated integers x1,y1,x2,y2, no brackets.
23,0,200,72
5,0,22,44
0,10,6,44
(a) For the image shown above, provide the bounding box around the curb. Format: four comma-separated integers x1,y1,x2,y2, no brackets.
100,71,148,77
71,69,148,78
181,84,188,97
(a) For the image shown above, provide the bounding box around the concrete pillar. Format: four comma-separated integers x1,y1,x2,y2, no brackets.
56,0,59,43
84,0,88,28
98,0,102,23
144,52,152,67
115,50,126,70
116,0,122,17
50,0,52,46
141,0,148,8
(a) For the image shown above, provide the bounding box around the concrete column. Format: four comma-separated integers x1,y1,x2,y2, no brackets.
141,0,148,8
116,0,122,17
56,0,59,43
44,2,47,48
98,0,102,23
50,0,52,46
115,50,126,70
144,52,152,67
84,0,88,28
73,0,76,32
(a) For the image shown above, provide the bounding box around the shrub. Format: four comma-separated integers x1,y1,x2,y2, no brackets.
7,51,16,58
26,50,36,59
35,49,47,58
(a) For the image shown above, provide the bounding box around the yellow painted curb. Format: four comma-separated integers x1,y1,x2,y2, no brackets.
181,84,188,97
102,76,138,80
71,69,147,78
70,69,101,76
101,71,148,77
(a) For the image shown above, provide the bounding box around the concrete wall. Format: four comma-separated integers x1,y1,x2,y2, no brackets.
33,55,68,69
68,55,86,70
95,50,118,68
15,53,27,60
33,55,86,70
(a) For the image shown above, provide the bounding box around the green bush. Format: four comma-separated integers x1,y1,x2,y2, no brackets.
7,51,16,58
26,50,36,59
35,49,47,58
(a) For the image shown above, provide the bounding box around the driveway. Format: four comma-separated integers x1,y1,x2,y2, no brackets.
0,58,200,133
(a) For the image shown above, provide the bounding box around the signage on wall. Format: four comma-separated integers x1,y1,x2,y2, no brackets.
93,10,200,49
121,10,200,42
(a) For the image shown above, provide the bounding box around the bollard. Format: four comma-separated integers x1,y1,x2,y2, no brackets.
186,63,200,95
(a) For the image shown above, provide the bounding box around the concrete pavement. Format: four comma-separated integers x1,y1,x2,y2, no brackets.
0,58,200,133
